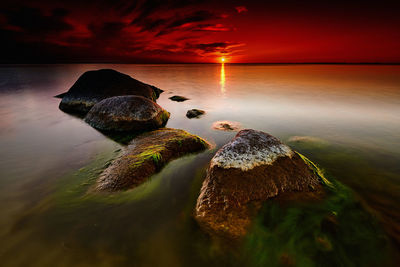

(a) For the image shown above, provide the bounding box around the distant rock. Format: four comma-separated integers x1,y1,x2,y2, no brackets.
212,120,241,131
195,129,326,239
54,92,66,98
84,96,169,132
59,69,162,115
94,128,209,191
169,95,189,102
186,109,205,118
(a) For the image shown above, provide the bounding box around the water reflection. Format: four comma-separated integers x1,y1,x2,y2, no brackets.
0,64,399,266
220,63,225,94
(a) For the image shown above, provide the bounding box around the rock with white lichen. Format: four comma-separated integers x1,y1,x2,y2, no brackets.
84,95,170,132
195,129,326,239
59,69,162,115
94,128,210,191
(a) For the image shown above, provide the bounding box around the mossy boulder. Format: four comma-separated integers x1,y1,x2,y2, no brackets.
59,69,163,115
195,129,328,239
95,128,209,191
84,96,169,132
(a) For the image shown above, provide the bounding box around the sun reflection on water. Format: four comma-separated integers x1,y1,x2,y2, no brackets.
220,63,225,94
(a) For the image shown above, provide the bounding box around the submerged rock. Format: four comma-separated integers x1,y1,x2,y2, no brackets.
95,128,209,191
186,109,205,118
84,96,169,132
195,129,326,239
212,120,241,131
59,69,162,114
169,95,189,102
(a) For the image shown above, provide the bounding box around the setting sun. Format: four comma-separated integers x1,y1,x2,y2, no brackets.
221,57,225,63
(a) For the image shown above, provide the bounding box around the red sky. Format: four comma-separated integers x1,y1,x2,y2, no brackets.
1,0,400,63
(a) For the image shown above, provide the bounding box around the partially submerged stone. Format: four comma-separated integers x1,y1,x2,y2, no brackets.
195,129,326,239
212,120,241,131
59,69,162,114
84,96,169,132
186,109,205,118
95,128,209,191
288,135,327,144
169,95,189,102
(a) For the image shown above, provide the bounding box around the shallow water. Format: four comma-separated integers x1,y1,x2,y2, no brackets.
0,64,399,266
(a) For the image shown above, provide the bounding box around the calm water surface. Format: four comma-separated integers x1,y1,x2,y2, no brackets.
0,64,399,266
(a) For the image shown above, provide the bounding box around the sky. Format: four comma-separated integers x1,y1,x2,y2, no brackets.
1,0,400,63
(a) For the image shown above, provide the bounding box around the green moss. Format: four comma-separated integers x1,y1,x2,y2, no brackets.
127,145,164,169
240,176,390,267
296,151,334,189
159,110,170,124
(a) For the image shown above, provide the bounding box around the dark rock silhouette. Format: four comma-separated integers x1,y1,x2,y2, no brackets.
186,109,205,118
59,69,162,115
169,95,189,102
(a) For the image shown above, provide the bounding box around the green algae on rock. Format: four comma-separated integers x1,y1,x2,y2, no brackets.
241,178,390,267
84,95,170,132
195,129,327,239
59,69,163,115
94,128,210,192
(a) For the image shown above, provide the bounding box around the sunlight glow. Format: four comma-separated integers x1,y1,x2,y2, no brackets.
221,57,225,63
220,62,225,94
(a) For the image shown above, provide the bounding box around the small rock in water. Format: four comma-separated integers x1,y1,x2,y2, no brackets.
195,129,327,239
212,120,241,131
94,128,209,191
169,95,189,102
84,95,169,132
186,109,205,118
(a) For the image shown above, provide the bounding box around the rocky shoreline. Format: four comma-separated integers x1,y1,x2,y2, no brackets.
57,69,373,243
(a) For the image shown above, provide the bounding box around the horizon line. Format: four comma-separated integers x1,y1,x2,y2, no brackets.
1,62,400,65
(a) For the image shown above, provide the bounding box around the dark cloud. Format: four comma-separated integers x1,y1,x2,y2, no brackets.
187,42,245,56
235,6,247,13
88,21,127,39
0,0,398,63
1,7,73,35
155,10,218,36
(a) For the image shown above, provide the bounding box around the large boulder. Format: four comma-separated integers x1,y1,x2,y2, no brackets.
59,69,163,114
84,96,169,132
195,129,325,239
95,128,209,191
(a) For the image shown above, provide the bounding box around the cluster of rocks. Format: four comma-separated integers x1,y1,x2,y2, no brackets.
58,69,169,132
57,69,210,192
58,69,330,241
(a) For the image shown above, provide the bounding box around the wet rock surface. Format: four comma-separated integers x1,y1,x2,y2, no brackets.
195,129,325,239
186,109,205,118
95,128,209,192
84,96,169,132
59,69,162,114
